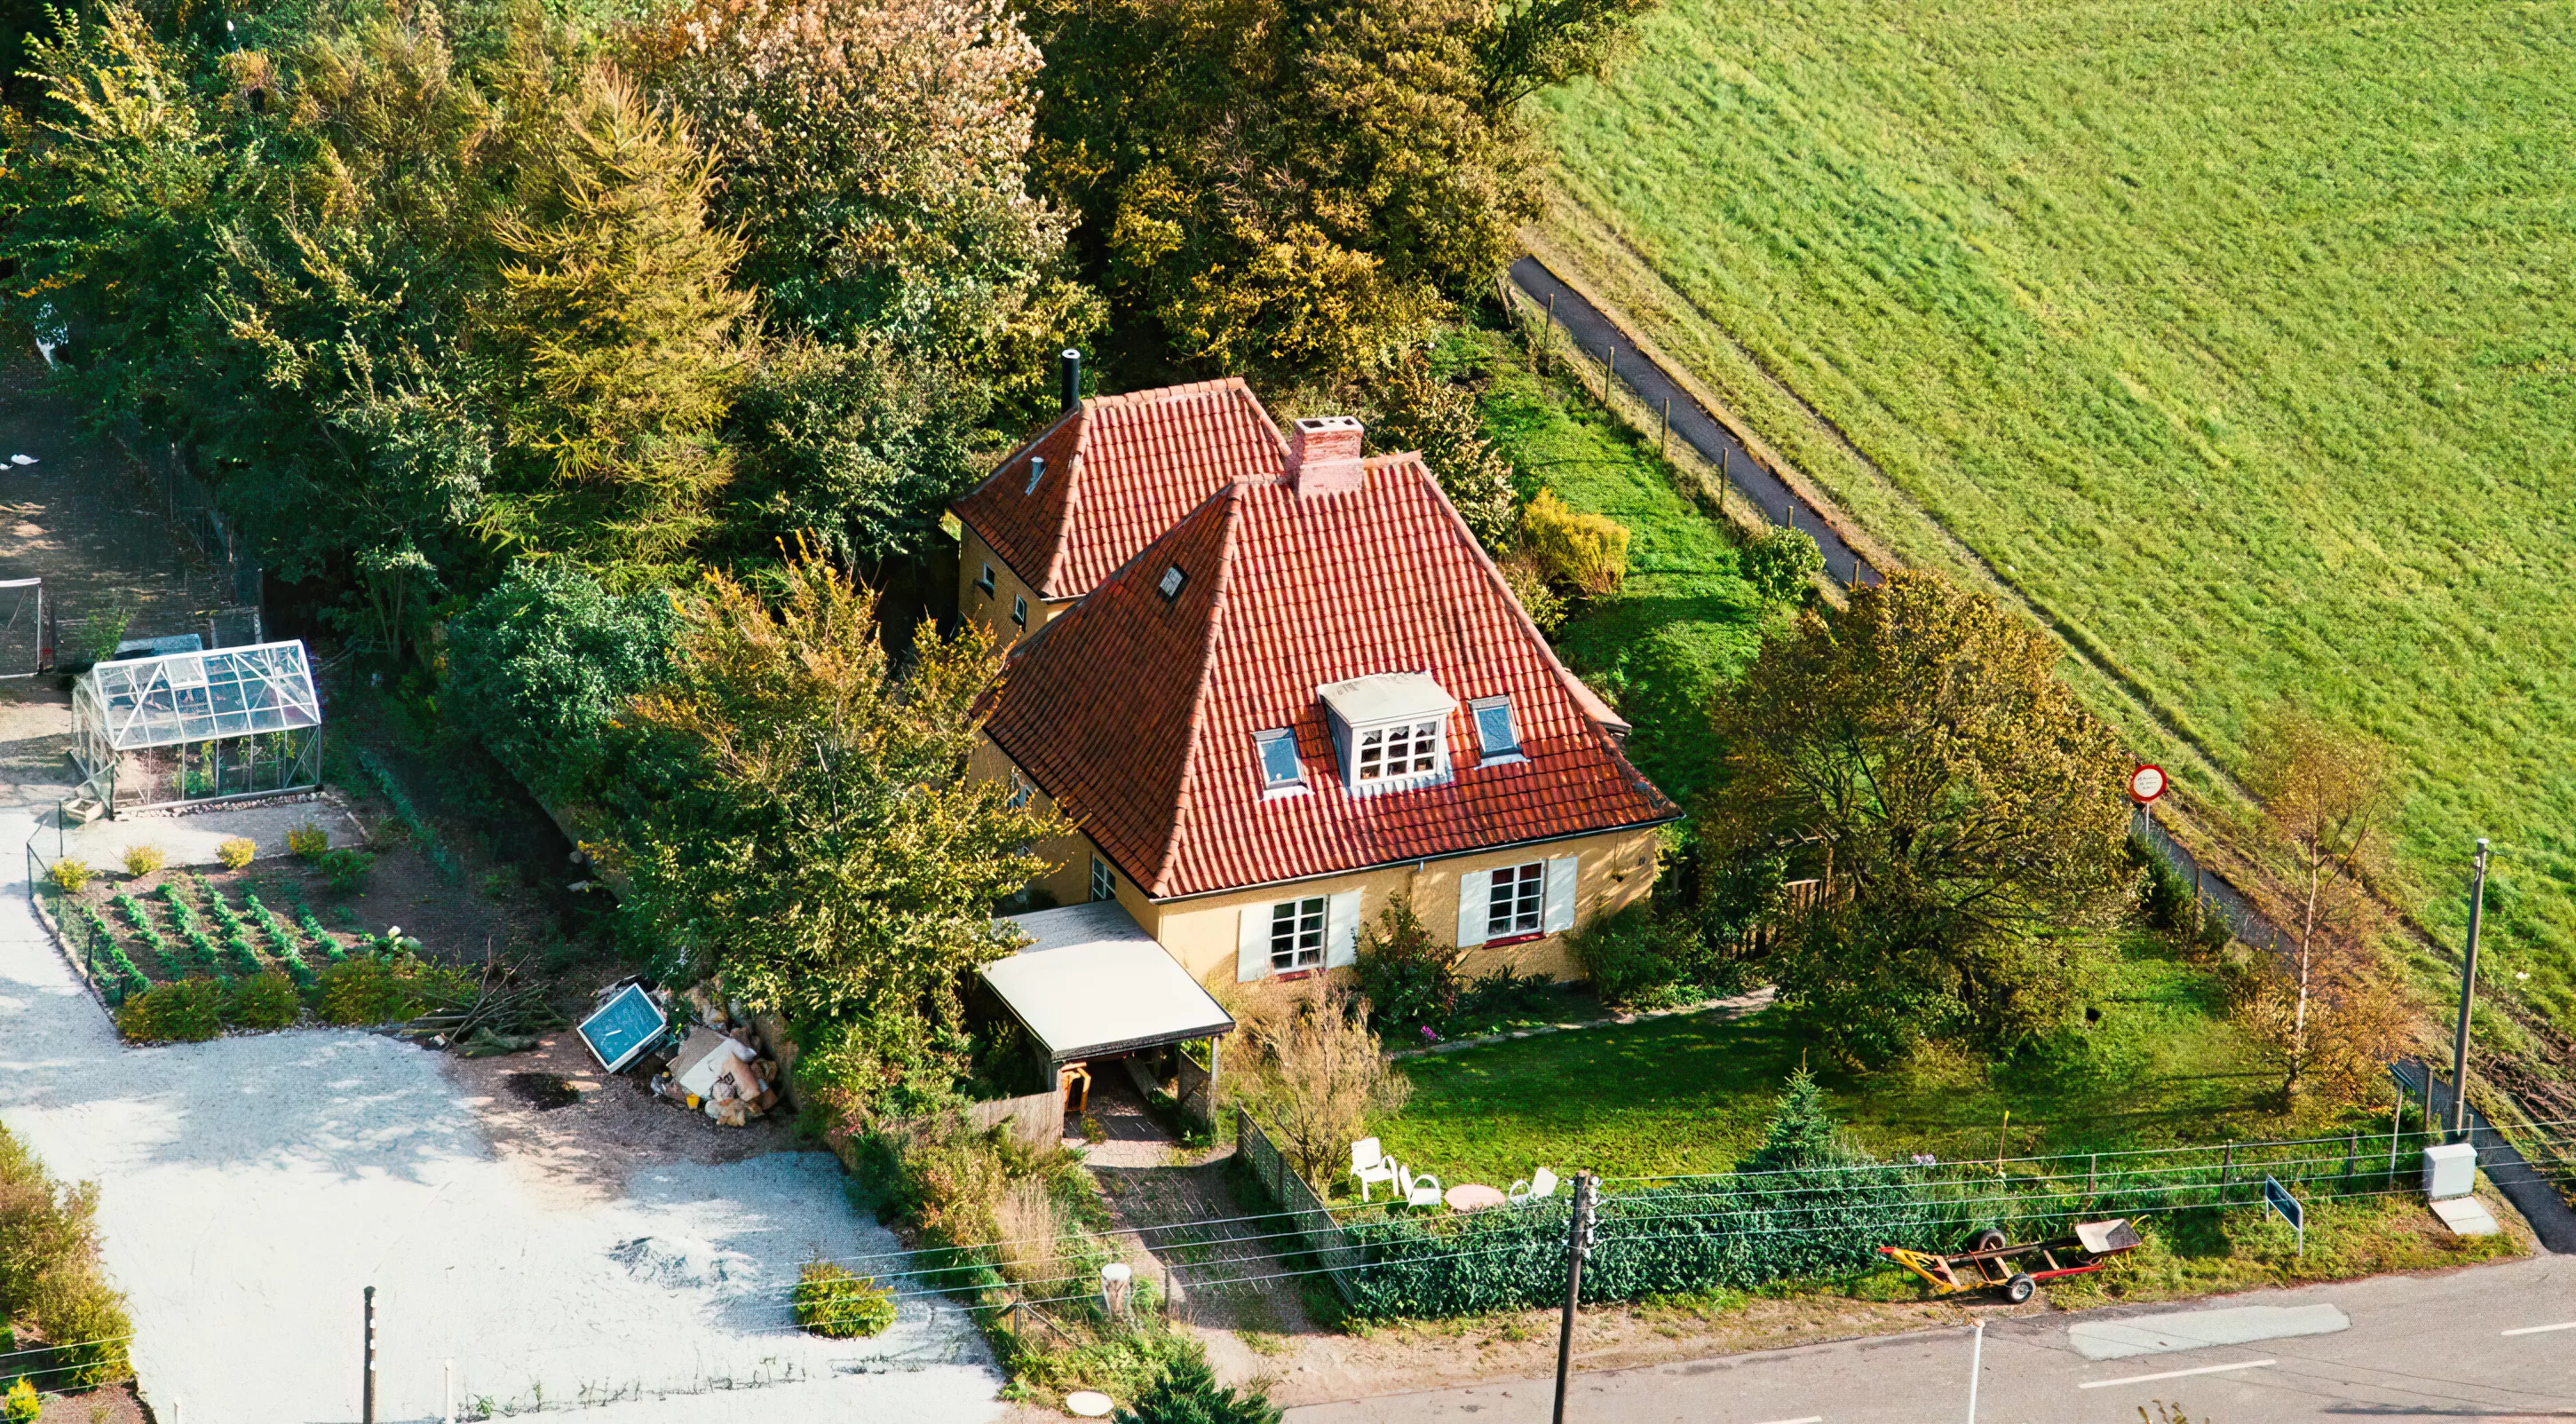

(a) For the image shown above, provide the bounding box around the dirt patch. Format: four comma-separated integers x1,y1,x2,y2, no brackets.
506,1071,583,1110
34,1380,146,1424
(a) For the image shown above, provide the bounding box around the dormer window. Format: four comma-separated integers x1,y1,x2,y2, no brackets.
1470,696,1523,763
1159,565,1187,600
1317,671,1457,795
1254,728,1306,795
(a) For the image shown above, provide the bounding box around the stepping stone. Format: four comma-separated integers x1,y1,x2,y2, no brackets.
2431,1196,2501,1237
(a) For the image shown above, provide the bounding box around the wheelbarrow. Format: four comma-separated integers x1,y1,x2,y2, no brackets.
1879,1217,2142,1304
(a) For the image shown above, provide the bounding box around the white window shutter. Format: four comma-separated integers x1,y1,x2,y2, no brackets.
1542,855,1580,934
1238,904,1272,982
1326,890,1363,968
1456,869,1492,947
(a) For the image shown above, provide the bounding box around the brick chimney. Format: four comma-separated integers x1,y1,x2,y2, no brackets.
1288,415,1366,497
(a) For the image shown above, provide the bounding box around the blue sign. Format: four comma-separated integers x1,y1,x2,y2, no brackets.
2263,1175,2304,1254
577,983,669,1073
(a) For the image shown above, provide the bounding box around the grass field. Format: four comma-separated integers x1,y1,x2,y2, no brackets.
1374,933,2329,1187
1532,0,2576,1032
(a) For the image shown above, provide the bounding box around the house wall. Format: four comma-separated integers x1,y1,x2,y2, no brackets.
955,524,1068,651
973,735,1661,990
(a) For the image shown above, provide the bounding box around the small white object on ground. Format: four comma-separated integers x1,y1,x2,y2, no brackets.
1065,1390,1114,1418
2069,1303,2349,1360
8,455,34,466
2432,1195,2501,1237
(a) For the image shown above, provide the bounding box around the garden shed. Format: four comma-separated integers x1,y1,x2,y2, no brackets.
71,639,323,813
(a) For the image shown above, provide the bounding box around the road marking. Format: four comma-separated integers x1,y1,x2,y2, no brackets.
2503,1322,2576,1337
2078,1359,2276,1389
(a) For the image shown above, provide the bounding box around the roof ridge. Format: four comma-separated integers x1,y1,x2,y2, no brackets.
1145,481,1248,897
1039,417,1092,597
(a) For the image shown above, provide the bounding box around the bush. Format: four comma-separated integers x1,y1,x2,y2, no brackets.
1,1378,33,1423
442,565,679,806
790,1260,896,1339
1228,978,1409,1191
315,953,466,1025
1523,488,1629,596
0,1125,133,1392
318,848,374,895
216,837,256,871
45,860,91,895
1740,524,1824,603
1351,895,1462,1036
1114,1351,1281,1424
1494,554,1567,634
1567,903,1741,1009
120,844,166,878
115,980,226,1043
226,972,300,1031
286,822,329,860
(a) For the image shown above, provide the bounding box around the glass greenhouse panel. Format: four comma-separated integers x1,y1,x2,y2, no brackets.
77,641,321,752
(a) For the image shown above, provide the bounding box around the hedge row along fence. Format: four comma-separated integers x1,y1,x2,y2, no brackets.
1240,1115,2471,1319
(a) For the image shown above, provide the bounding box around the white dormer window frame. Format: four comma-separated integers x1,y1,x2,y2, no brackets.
1316,671,1458,797
1352,717,1446,786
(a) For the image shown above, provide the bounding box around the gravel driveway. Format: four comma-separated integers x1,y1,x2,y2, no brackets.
0,806,1005,1424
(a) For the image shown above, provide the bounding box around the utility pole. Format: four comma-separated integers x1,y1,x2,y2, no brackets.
361,1286,377,1424
1964,1317,1986,1423
1550,1173,1598,1424
2448,837,2491,1141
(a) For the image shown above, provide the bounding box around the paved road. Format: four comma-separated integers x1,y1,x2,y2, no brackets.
1289,1253,2576,1423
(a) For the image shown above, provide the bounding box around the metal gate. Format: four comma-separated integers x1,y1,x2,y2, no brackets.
0,578,43,677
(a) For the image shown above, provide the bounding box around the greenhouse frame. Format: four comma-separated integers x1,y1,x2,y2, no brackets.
71,640,323,812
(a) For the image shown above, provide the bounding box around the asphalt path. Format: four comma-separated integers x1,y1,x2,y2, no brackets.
1288,1252,2576,1423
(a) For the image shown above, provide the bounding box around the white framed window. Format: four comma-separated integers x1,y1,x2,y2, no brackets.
1455,857,1579,948
1486,861,1545,938
1355,719,1441,783
1237,890,1362,981
1090,857,1115,902
1470,696,1522,761
1254,728,1306,795
1158,564,1188,600
1269,896,1327,972
976,563,995,596
1011,594,1027,629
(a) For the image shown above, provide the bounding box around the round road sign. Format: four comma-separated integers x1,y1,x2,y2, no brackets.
2128,764,2168,804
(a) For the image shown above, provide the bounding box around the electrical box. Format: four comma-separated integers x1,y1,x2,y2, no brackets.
2421,1142,2477,1200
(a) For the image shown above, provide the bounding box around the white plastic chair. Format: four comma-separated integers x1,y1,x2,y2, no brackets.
1351,1137,1398,1202
1510,1167,1559,1204
1399,1164,1444,1208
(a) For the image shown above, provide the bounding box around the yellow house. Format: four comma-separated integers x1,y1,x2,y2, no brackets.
963,384,1681,1001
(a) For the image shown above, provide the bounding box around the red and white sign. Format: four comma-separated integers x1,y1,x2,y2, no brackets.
2128,763,2168,804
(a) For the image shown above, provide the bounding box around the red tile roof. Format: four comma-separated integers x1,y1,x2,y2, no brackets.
982,455,1679,899
952,379,1287,601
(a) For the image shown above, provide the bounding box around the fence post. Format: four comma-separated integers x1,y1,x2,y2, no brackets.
1603,345,1616,401
1660,398,1670,457
2342,1130,2356,1183
2088,1154,2096,1200
2389,1092,2402,1181
2218,1143,2233,1197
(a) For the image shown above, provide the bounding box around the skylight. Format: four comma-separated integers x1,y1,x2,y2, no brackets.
1159,565,1187,600
1470,696,1523,761
1254,728,1305,794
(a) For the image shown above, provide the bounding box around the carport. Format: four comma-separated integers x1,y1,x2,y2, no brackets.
981,903,1233,1128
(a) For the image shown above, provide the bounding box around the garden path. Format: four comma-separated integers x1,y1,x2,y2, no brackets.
0,805,1007,1424
1090,1150,1322,1368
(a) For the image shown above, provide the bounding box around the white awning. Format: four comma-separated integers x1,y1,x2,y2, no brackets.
982,903,1235,1063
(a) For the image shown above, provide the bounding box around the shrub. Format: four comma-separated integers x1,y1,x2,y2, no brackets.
315,953,465,1025
216,837,256,871
790,1260,896,1339
1523,488,1629,596
1740,524,1824,603
1228,978,1410,1191
1114,1351,1281,1424
115,979,226,1043
442,564,678,806
1494,554,1567,634
0,1125,133,1392
286,822,329,860
45,860,91,895
1352,895,1462,1035
27,1264,131,1390
226,972,299,1031
318,848,375,895
1567,903,1740,1009
120,844,166,878
1,1378,33,1423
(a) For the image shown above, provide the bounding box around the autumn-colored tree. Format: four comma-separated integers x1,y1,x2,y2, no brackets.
609,552,1058,1119
1362,347,1520,552
1700,572,2134,1062
1228,977,1411,1190
1026,0,1655,381
2236,709,2410,1104
637,0,1097,408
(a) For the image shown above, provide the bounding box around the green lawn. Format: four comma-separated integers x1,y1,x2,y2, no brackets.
1375,934,2312,1189
1533,0,2576,1031
1454,326,1774,807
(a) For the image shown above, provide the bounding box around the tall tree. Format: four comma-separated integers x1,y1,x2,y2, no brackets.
1026,0,1654,381
2237,709,2409,1104
608,552,1057,1118
1700,572,2134,1062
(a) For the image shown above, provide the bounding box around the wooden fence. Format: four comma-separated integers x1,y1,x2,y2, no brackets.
1233,1108,1362,1303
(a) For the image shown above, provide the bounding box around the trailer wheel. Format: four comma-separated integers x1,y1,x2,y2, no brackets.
2003,1273,2036,1304
1971,1228,2008,1253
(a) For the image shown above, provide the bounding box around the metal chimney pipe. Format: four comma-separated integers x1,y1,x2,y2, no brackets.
1059,349,1082,415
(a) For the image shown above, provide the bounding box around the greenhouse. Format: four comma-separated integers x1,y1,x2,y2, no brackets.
72,640,323,812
